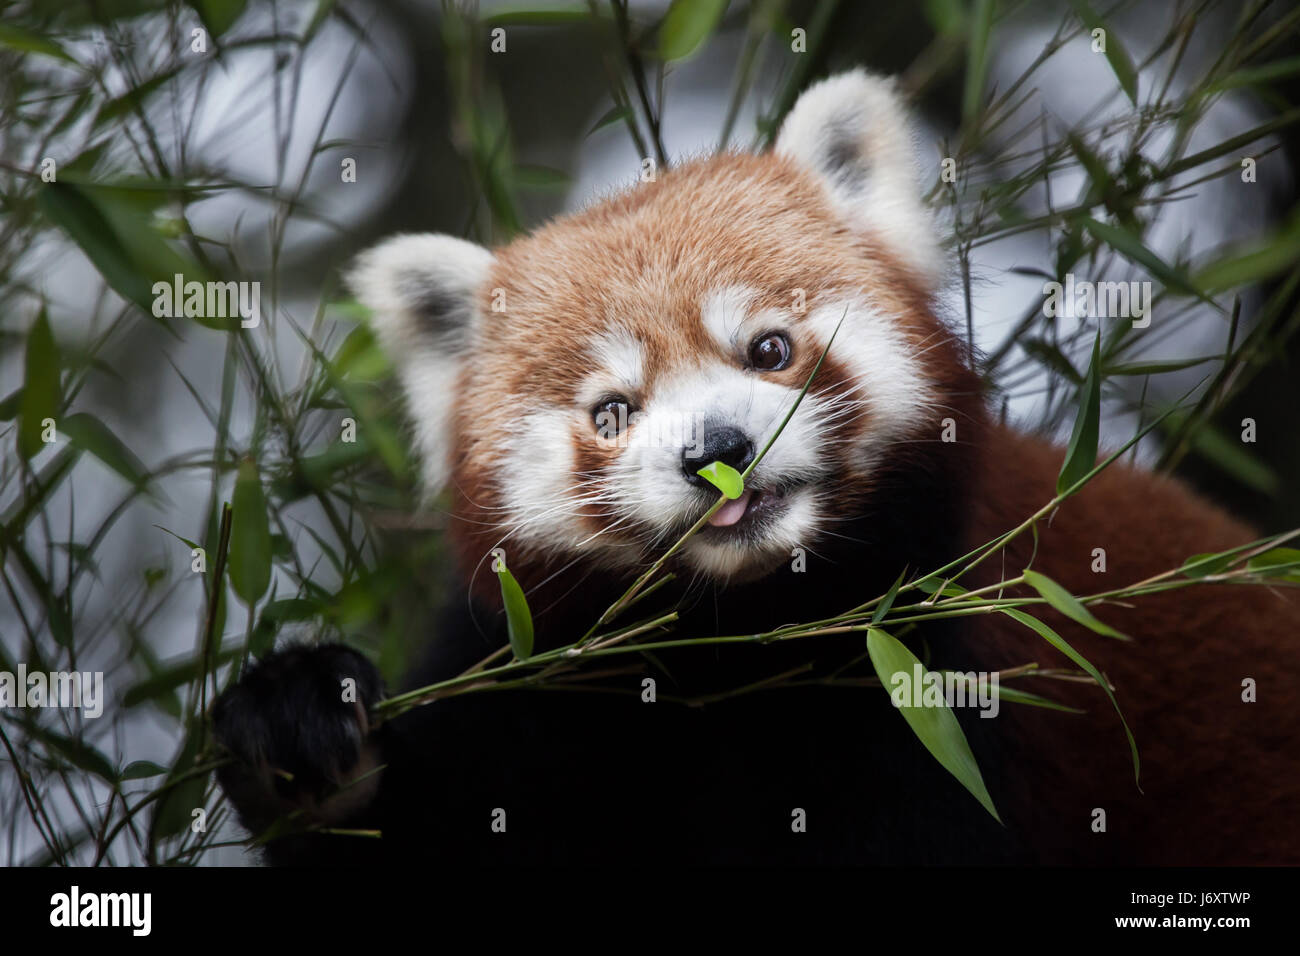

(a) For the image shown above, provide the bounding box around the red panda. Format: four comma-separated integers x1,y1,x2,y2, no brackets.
213,69,1300,865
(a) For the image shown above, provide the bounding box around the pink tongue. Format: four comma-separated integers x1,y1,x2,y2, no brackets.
708,490,754,528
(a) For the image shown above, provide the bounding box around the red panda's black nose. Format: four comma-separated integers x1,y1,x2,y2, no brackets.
682,425,755,486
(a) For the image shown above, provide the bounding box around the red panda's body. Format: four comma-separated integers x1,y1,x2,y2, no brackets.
967,425,1300,864
213,71,1300,865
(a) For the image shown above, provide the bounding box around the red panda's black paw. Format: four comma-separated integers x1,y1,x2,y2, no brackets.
212,643,387,837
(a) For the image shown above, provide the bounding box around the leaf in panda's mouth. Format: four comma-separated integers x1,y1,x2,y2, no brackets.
696,460,744,499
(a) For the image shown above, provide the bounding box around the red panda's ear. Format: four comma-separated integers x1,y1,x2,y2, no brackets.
347,233,493,345
347,233,494,497
775,70,942,291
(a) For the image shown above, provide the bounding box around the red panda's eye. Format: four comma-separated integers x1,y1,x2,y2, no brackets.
750,333,791,371
592,397,632,435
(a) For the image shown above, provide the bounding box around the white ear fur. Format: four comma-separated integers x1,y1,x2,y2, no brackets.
347,233,494,496
775,69,942,289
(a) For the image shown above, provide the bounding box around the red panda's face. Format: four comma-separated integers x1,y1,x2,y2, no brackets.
352,71,967,586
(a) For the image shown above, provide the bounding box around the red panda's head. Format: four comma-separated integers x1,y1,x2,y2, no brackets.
351,71,982,597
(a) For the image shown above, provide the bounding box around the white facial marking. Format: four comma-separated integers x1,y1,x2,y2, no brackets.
582,327,646,403
701,285,759,355
803,297,931,467
498,407,583,551
498,407,643,570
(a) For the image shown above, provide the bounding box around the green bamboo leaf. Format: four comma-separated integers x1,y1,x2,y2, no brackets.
866,628,1001,822
696,460,744,499
1165,413,1279,494
38,180,206,319
1247,546,1300,569
37,183,154,311
121,760,168,781
123,648,240,709
512,164,570,191
154,525,201,552
1080,216,1203,299
1167,108,1300,175
270,533,293,559
871,567,909,625
1069,0,1138,104
1065,133,1114,203
1023,568,1128,640
989,684,1086,714
18,310,60,460
1103,355,1219,376
923,0,966,34
260,597,320,623
484,3,591,27
1001,607,1140,785
1212,56,1300,92
914,576,968,598
587,103,633,137
61,412,148,487
92,68,183,129
25,724,117,784
1247,547,1300,581
660,0,729,62
1194,217,1300,294
152,769,209,840
1022,336,1082,384
1,447,78,537
1056,332,1101,495
329,322,390,382
298,438,373,488
249,609,278,658
19,827,94,867
192,0,249,37
229,460,272,606
151,723,209,841
962,0,995,125
312,350,408,479
1180,551,1237,578
497,564,534,660
5,541,73,647
0,23,77,63
304,0,339,39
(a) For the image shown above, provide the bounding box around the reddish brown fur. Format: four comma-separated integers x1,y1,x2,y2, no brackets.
965,429,1300,863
